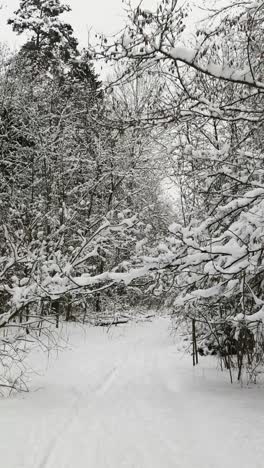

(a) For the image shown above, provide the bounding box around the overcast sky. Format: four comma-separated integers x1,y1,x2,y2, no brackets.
0,0,160,50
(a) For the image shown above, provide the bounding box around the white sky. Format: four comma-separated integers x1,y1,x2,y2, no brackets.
0,0,160,50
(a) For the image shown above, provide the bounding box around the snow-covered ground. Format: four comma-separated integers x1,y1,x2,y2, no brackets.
1,316,264,468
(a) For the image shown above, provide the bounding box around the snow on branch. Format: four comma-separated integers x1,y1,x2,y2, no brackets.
167,47,264,90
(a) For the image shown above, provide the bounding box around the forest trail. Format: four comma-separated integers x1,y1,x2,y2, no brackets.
0,317,264,468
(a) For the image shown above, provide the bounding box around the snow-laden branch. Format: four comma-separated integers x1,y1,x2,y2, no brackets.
165,47,264,90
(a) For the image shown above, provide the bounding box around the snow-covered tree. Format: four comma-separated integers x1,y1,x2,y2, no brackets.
93,0,264,380
8,0,78,70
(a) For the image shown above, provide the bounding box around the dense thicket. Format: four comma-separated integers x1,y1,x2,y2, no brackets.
0,0,171,391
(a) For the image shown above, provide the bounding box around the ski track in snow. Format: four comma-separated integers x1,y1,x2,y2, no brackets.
1,317,264,468
37,364,120,468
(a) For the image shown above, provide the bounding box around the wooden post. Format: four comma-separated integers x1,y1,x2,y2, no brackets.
52,300,60,328
192,318,199,366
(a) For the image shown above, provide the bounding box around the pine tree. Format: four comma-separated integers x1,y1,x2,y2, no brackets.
8,0,78,72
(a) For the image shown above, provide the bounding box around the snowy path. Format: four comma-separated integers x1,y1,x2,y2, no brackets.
1,317,264,468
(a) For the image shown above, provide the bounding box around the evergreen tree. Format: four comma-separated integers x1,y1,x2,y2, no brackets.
8,0,78,70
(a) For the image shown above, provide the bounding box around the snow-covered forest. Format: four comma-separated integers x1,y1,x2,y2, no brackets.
0,0,264,465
